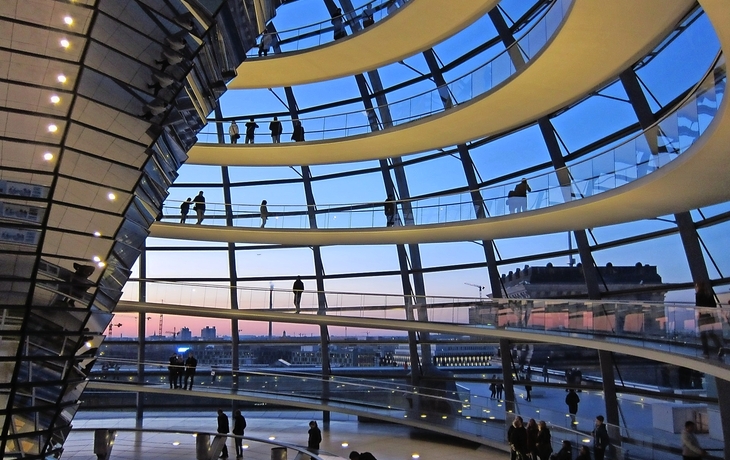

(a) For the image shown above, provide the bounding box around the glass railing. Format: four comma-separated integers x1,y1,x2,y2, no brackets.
84,361,719,460
247,0,406,58
121,280,730,362
163,53,726,231
67,427,343,460
198,0,571,143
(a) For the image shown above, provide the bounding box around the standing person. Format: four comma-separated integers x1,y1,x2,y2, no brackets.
174,353,185,389
682,421,706,460
553,440,572,460
696,280,725,358
184,353,197,390
232,410,247,459
496,382,504,400
259,200,268,228
269,117,282,143
535,421,552,460
489,382,496,399
576,445,592,460
526,419,538,460
168,353,177,389
193,191,205,224
384,194,396,227
307,420,322,453
217,409,230,459
293,276,304,313
245,118,259,144
229,120,239,144
349,452,377,460
291,120,305,142
507,416,527,460
565,389,580,425
592,415,610,460
258,33,272,57
525,383,532,402
332,8,346,40
180,198,191,223
512,178,531,212
542,364,549,383
362,5,374,27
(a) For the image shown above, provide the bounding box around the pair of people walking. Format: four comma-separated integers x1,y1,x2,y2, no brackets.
229,118,284,144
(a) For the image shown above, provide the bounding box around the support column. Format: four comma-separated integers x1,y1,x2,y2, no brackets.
598,350,620,447
499,339,516,414
488,7,526,70
136,245,147,428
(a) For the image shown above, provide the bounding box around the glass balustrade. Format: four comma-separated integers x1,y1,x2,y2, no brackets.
122,280,730,361
164,54,726,231
247,0,404,57
197,0,571,144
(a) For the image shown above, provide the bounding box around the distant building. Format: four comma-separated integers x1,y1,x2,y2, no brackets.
201,326,217,340
179,327,192,341
501,262,666,301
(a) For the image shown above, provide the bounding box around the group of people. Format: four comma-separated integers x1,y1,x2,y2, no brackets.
180,191,206,224
216,409,247,459
167,352,197,390
508,415,609,460
228,117,289,144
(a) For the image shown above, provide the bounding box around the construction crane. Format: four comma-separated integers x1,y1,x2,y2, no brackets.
108,322,123,337
464,282,485,300
158,314,163,337
166,327,180,340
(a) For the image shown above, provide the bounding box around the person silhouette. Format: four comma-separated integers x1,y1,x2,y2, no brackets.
293,276,304,313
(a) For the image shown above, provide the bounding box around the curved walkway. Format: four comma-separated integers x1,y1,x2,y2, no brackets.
115,299,730,382
190,0,694,166
228,0,499,89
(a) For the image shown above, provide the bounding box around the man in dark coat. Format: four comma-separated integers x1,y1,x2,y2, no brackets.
384,194,396,227
184,353,197,390
180,198,191,223
232,410,246,458
269,117,283,143
293,276,304,313
307,420,322,453
565,389,580,424
592,415,610,460
217,409,230,458
193,191,205,224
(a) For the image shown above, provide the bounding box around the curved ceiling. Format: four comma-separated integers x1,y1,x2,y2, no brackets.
228,0,500,89
116,300,730,382
189,0,695,166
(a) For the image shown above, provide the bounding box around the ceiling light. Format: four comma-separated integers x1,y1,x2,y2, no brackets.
341,443,349,448
60,39,70,48
93,231,101,237
412,455,420,459
107,192,116,201
92,256,101,262
57,74,67,83
64,16,73,25
97,261,106,268
172,442,180,446
242,445,249,449
50,95,60,104
268,436,275,441
43,152,54,161
47,124,58,132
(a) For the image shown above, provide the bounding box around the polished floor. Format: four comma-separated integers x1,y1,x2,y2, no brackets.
64,410,502,460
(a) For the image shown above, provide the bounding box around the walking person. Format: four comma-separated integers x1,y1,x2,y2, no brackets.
696,280,725,358
291,119,305,142
269,117,282,143
525,383,532,402
168,353,177,389
307,420,322,454
489,382,496,399
245,118,258,144
260,200,268,228
384,194,396,227
229,120,240,144
332,8,346,40
217,409,230,459
565,389,580,425
180,197,191,223
681,421,706,460
193,191,205,224
232,410,247,459
496,382,504,400
592,415,610,460
293,275,304,313
184,353,197,390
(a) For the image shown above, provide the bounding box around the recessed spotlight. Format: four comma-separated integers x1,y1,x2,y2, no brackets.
93,231,101,237
64,16,73,25
57,74,67,83
268,436,275,441
60,39,70,48
341,443,349,448
172,441,180,446
92,256,101,262
412,455,420,459
85,341,92,348
97,261,106,268
43,152,54,161
242,445,249,449
47,124,58,133
107,192,116,200
50,95,60,104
